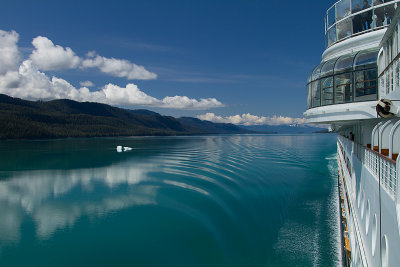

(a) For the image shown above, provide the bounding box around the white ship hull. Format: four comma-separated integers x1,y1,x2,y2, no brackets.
336,128,400,266
305,1,400,266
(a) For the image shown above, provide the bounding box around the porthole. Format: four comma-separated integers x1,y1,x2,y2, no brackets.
372,214,377,256
366,200,370,235
382,235,389,267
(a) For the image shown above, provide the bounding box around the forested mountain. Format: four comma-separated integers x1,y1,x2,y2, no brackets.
178,117,250,134
0,94,251,139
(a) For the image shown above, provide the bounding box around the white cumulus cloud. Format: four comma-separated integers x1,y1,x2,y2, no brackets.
79,80,95,87
160,96,224,109
81,53,157,80
30,36,81,70
101,83,159,106
0,29,223,110
0,30,20,75
197,113,306,126
29,37,156,80
0,61,222,109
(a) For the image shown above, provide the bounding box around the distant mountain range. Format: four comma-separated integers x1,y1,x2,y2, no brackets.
240,124,329,134
0,94,250,139
0,94,328,139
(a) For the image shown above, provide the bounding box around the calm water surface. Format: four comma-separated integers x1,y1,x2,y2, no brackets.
0,134,339,266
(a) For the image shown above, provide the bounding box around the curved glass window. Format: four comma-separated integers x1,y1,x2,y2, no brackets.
335,73,353,103
354,49,378,70
384,3,396,24
312,62,325,81
311,80,321,108
326,26,337,47
373,1,386,27
307,84,312,109
352,0,373,13
321,58,337,77
327,6,336,28
335,54,356,73
355,69,377,101
337,16,353,40
322,77,334,105
337,0,351,21
307,50,378,110
325,0,399,48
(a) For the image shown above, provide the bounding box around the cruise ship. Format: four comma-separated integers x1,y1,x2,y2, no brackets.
304,1,400,266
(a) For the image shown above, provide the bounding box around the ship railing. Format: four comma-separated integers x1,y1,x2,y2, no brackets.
325,0,400,48
338,135,398,198
336,142,368,267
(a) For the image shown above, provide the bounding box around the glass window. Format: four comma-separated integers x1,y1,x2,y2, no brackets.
372,0,384,5
335,54,356,73
312,80,321,108
351,0,371,34
397,23,400,54
373,1,385,27
326,26,337,47
355,69,377,101
327,6,336,28
337,21,353,41
395,61,399,88
361,0,373,31
384,3,395,25
321,58,338,77
322,77,334,105
354,49,378,70
307,83,312,109
352,0,372,11
337,14,353,40
392,32,397,59
337,0,351,21
312,62,325,81
335,73,353,103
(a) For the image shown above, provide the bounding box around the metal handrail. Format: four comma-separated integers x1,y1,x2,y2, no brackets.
326,1,398,33
338,135,397,197
325,0,399,48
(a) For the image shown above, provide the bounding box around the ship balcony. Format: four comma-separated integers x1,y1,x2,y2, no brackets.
325,0,399,48
338,134,399,198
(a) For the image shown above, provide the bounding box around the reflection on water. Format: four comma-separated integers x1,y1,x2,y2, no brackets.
0,161,158,240
0,135,339,266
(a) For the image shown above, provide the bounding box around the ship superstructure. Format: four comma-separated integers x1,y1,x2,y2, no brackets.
304,1,400,266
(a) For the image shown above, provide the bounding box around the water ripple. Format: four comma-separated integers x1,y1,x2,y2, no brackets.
0,134,339,267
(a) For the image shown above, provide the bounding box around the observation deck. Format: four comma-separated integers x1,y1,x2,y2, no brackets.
304,49,379,123
325,0,397,49
305,0,400,124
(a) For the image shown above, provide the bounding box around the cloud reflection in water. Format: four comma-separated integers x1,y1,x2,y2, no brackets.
0,161,158,241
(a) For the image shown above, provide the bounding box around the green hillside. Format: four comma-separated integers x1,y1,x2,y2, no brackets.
0,94,250,139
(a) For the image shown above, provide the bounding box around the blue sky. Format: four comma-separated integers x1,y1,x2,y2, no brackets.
0,0,336,125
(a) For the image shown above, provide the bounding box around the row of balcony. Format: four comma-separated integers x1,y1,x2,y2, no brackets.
338,134,398,198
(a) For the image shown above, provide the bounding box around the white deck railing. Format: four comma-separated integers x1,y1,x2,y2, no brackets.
338,135,398,198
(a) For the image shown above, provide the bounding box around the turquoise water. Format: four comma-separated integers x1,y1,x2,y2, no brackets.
0,134,340,266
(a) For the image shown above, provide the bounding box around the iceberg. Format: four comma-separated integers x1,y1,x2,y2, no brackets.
116,146,132,152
